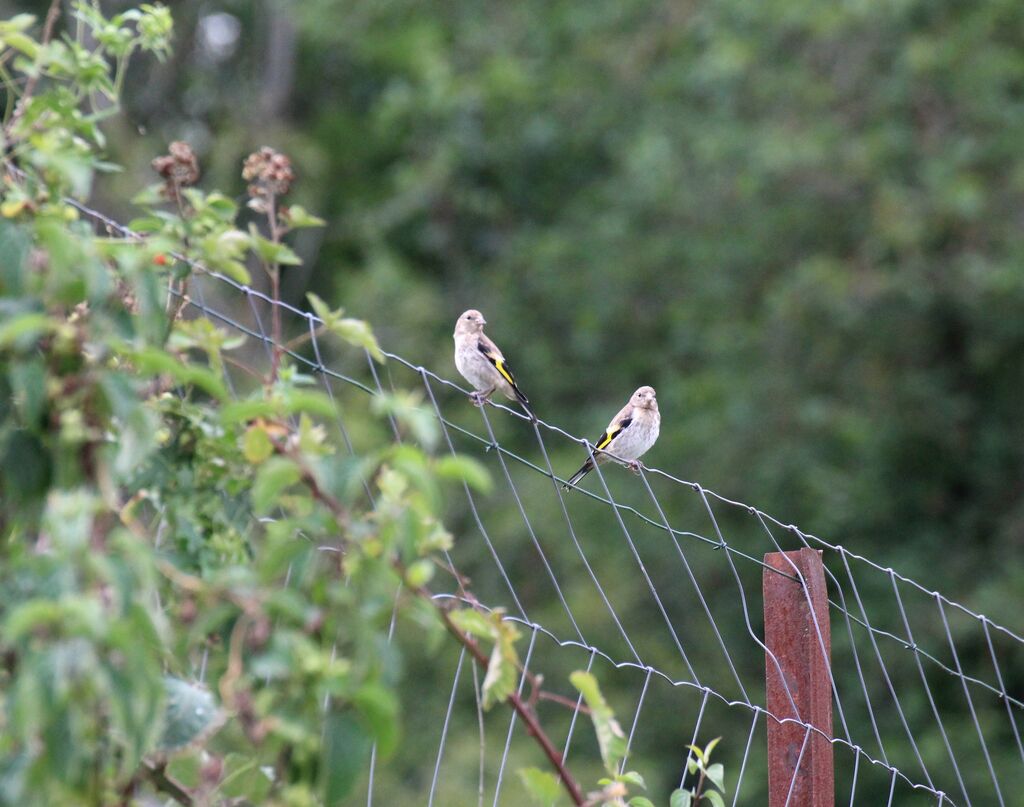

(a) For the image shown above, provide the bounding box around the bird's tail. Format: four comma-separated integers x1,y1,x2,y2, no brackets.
511,382,530,408
508,382,532,418
562,459,594,491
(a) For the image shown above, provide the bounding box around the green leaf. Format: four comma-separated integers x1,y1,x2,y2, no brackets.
3,31,39,59
167,754,201,788
518,767,566,807
199,229,252,284
704,790,726,807
219,753,273,801
447,608,496,640
252,456,301,516
0,312,53,349
314,305,385,363
121,346,228,400
627,798,655,807
686,743,706,767
482,632,518,709
283,204,326,229
353,682,399,758
569,671,627,776
126,215,164,233
620,771,646,789
307,292,337,324
0,219,31,294
221,399,280,424
10,358,47,427
706,762,725,793
4,600,65,642
243,424,275,464
280,389,338,420
434,455,493,493
321,712,370,805
157,677,224,754
447,609,520,710
0,13,36,33
704,737,721,761
248,224,302,265
670,789,692,807
404,559,435,588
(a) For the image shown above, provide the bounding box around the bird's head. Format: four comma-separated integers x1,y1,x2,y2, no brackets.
455,309,487,336
632,385,658,411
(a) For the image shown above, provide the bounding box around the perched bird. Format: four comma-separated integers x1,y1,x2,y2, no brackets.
453,309,531,414
563,386,660,490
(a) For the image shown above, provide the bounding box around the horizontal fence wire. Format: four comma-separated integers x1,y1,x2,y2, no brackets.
66,195,1024,806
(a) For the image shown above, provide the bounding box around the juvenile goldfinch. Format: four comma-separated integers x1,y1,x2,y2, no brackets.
563,386,660,490
453,309,531,413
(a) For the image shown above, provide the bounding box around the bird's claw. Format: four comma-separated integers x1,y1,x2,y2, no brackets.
627,460,643,474
469,391,485,407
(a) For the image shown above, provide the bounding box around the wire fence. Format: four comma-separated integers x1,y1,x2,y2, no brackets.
75,197,1024,806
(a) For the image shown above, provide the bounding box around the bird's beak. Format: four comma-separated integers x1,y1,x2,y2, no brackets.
480,317,487,325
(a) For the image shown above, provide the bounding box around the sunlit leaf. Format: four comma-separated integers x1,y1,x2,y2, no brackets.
670,789,692,807
706,762,725,793
243,424,275,464
705,790,726,807
570,671,627,776
518,767,566,807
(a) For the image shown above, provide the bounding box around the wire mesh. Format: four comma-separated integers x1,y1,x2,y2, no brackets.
70,197,1024,805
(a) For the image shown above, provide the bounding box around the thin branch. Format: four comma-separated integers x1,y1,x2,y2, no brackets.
142,760,194,806
266,192,282,384
436,605,587,806
538,690,592,716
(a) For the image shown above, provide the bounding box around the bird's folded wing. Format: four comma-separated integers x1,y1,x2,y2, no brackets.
596,411,633,451
477,336,518,388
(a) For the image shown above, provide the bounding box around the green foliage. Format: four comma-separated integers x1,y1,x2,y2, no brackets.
7,0,1024,803
671,739,726,807
0,7,508,804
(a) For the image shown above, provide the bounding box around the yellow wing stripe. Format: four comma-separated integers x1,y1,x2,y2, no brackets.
596,429,617,450
494,359,516,387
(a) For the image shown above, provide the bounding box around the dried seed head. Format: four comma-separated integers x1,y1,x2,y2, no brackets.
152,141,200,202
242,146,294,201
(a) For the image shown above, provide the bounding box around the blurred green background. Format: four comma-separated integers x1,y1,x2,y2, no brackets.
17,0,1024,802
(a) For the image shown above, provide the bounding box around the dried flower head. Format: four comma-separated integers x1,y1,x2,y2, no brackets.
242,146,294,202
152,141,200,203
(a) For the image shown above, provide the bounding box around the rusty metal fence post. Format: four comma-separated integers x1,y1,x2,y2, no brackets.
764,548,834,807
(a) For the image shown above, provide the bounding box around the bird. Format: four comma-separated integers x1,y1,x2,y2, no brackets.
453,309,531,414
563,386,660,490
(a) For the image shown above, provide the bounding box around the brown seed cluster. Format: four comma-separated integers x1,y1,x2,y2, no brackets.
242,146,294,201
151,141,200,202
